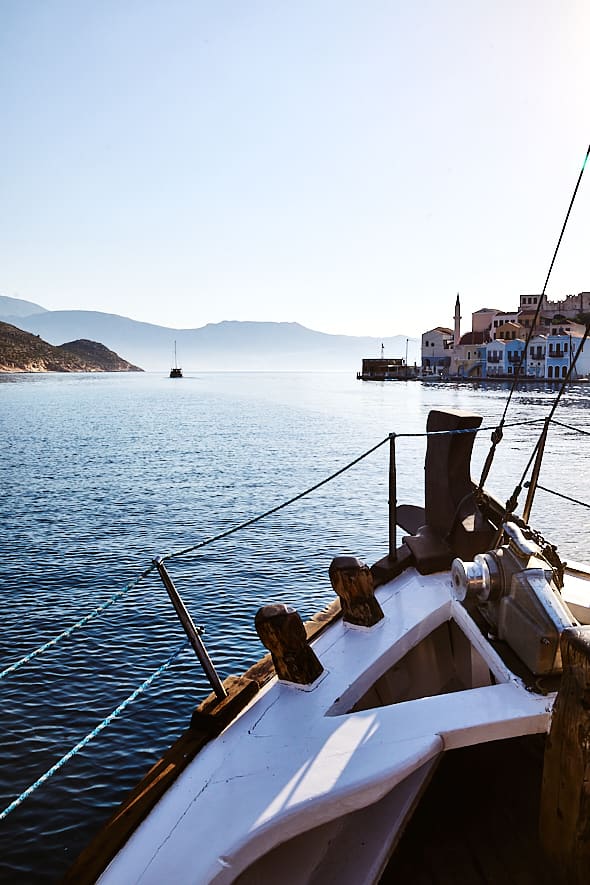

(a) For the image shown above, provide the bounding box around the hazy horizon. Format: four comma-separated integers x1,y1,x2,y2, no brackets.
1,2,588,338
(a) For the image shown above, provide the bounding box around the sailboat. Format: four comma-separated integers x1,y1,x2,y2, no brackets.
170,341,183,378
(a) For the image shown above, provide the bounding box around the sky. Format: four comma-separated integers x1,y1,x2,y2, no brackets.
1,0,589,337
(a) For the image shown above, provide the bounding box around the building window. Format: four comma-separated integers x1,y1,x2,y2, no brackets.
562,366,567,378
548,365,553,378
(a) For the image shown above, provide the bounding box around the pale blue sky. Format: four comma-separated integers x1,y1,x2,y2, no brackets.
1,1,588,336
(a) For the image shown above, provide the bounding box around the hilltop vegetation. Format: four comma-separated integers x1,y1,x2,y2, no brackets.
0,321,143,373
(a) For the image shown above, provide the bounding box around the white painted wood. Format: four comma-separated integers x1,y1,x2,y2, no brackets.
234,759,439,885
98,566,559,885
562,568,590,624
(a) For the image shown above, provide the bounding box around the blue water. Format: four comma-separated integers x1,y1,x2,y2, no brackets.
1,371,589,882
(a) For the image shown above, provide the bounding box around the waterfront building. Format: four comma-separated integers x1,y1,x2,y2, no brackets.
519,294,544,311
526,335,547,378
451,332,487,378
548,319,586,337
421,292,589,381
421,326,453,375
485,338,525,377
358,357,413,381
491,313,519,337
546,334,570,381
517,308,552,334
485,339,507,377
472,308,500,336
544,291,590,320
493,320,522,341
505,338,526,376
574,337,590,377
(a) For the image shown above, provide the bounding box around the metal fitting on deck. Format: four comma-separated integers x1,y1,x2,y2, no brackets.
451,522,577,676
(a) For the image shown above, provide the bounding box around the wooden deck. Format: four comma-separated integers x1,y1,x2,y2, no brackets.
380,735,553,885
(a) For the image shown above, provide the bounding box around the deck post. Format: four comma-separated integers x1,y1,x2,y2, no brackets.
540,625,590,883
389,434,397,560
254,604,324,685
329,556,384,627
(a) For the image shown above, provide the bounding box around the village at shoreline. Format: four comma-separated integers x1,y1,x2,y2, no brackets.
360,291,590,382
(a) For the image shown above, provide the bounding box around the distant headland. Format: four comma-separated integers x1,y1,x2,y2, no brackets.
0,321,143,373
0,294,418,371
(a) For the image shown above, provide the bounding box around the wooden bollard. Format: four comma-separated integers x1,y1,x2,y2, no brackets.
254,604,324,685
329,556,384,627
540,626,590,884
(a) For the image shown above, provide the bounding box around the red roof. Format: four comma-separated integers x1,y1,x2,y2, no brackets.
459,331,487,345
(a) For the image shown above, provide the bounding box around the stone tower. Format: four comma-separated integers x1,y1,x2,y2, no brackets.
454,293,461,347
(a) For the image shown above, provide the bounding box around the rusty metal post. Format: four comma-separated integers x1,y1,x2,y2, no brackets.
153,557,227,700
389,433,397,560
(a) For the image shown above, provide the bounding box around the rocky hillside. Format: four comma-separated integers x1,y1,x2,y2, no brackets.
0,322,143,373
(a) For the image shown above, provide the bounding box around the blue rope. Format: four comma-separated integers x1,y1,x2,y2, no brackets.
0,639,188,821
0,563,155,682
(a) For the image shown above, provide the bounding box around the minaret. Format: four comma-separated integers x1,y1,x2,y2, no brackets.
454,293,461,347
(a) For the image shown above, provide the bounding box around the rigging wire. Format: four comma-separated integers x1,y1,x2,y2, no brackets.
164,420,545,561
164,434,392,561
528,482,590,511
551,419,590,437
477,143,590,495
504,323,590,516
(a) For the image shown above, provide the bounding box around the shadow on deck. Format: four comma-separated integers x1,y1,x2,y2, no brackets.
380,735,553,885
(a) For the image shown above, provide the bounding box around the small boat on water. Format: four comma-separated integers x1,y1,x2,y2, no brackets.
65,403,590,885
170,341,183,378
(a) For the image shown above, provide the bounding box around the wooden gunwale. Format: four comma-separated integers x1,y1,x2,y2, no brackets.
61,597,342,884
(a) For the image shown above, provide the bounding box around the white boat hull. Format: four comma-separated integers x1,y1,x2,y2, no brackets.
98,564,573,885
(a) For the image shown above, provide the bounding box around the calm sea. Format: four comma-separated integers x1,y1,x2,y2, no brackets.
1,371,589,882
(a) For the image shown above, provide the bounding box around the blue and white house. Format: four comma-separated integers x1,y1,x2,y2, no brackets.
546,333,571,381
485,340,506,377
526,336,547,379
505,339,526,376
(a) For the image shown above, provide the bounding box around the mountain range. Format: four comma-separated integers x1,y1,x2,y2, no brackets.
0,295,419,372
